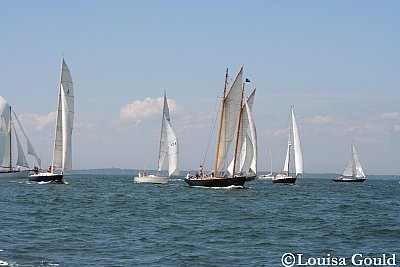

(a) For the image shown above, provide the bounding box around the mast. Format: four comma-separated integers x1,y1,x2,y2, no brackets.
269,148,272,174
157,92,166,175
232,84,245,177
288,107,293,177
213,68,228,176
51,57,64,174
9,106,12,170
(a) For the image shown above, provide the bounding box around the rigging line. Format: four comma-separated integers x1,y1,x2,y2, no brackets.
202,95,221,167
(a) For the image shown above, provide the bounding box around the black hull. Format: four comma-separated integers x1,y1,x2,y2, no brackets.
184,176,246,187
245,175,257,182
272,177,297,184
29,174,63,183
332,178,366,183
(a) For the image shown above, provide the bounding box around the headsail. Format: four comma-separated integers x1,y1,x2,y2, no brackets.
165,118,179,176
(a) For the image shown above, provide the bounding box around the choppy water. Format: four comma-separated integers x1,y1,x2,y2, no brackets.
0,175,399,266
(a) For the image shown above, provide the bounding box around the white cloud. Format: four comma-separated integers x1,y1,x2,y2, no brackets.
380,112,399,119
18,112,56,130
309,115,336,126
272,128,288,137
119,97,178,122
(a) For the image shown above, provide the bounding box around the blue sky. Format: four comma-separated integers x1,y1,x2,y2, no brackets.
1,1,399,174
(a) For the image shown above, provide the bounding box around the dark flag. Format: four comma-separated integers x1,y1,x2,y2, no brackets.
245,78,251,82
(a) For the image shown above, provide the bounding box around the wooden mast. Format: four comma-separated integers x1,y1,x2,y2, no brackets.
213,68,228,177
232,83,245,177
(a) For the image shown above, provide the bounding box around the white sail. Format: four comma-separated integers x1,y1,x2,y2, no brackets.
157,94,170,172
13,124,29,168
343,144,365,178
247,101,257,174
291,109,303,175
165,118,179,176
216,66,243,173
352,145,365,178
0,96,11,168
240,135,254,174
12,111,41,167
282,139,291,174
157,93,179,177
52,58,74,172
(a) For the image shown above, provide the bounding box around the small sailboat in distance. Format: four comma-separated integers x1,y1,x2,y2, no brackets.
134,92,179,184
29,57,74,183
273,107,303,184
259,148,274,180
0,96,41,178
333,144,366,182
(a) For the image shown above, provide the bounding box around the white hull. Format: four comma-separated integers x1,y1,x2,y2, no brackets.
0,170,31,178
258,174,274,180
134,175,168,184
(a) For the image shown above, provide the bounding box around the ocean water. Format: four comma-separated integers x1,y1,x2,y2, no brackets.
0,175,399,266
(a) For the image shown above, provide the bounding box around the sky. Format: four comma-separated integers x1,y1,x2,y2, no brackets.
1,0,399,175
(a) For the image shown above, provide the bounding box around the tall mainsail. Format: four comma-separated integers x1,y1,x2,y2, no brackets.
215,66,243,174
291,109,303,176
52,58,74,173
0,97,11,168
157,93,179,177
158,93,171,172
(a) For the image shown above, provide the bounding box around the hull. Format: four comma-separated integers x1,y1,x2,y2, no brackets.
332,177,366,183
134,175,168,184
184,176,246,187
29,173,63,183
272,175,297,184
245,174,257,182
0,170,31,179
258,174,273,180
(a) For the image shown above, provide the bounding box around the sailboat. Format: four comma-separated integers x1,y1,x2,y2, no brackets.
227,89,257,181
29,57,74,183
333,144,366,182
259,148,274,180
273,107,303,184
134,92,179,184
184,66,250,187
0,96,41,178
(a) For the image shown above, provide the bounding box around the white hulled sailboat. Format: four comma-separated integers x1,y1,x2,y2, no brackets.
0,96,41,178
29,58,74,183
333,144,366,182
273,107,303,184
134,92,179,184
259,148,274,180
